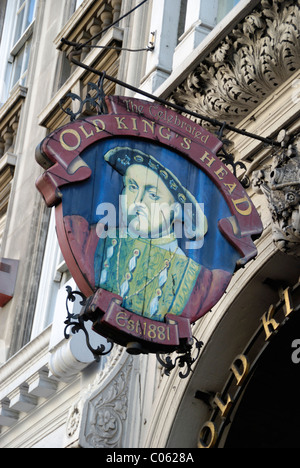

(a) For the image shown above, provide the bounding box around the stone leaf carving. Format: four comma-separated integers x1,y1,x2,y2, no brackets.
81,351,133,448
169,0,300,126
85,371,129,448
65,346,133,448
253,139,300,257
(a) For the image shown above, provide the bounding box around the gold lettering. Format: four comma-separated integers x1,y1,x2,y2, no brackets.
261,304,280,341
124,99,131,112
224,183,237,194
149,105,158,119
181,137,191,150
116,311,128,328
148,323,157,339
200,151,215,167
282,287,294,317
201,134,209,144
93,119,106,133
158,126,172,140
232,197,252,216
131,117,138,131
213,393,232,418
198,422,218,449
136,320,142,335
230,354,250,386
79,125,94,139
143,119,155,134
127,319,135,332
60,129,81,151
214,166,228,180
115,117,129,130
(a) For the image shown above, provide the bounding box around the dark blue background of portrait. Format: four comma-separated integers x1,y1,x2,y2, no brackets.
61,137,240,273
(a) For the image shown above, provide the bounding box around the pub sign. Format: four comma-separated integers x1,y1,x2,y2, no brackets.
36,96,263,354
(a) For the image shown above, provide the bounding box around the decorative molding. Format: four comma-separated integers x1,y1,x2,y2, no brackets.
0,328,59,432
252,132,300,257
39,27,123,131
55,0,122,54
0,85,26,157
84,365,131,448
168,0,300,127
66,402,82,440
0,364,58,430
81,347,132,449
65,346,133,448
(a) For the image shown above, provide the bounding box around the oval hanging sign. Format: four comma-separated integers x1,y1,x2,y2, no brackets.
36,96,263,354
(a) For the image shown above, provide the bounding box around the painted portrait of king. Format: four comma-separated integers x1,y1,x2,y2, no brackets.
63,142,234,325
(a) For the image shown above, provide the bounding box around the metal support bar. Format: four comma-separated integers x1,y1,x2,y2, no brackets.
70,56,281,148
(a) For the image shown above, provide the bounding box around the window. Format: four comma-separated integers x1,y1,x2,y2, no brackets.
31,210,68,338
172,0,242,73
177,0,188,42
217,0,240,22
75,0,84,9
0,1,8,43
9,39,32,89
10,0,36,89
0,0,36,104
13,0,36,44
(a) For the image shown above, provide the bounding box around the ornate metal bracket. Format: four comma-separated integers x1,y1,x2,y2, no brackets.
64,285,204,377
156,336,204,379
217,141,248,184
215,122,248,184
64,286,113,361
59,75,108,122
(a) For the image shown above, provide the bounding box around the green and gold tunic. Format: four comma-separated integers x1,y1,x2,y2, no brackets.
94,232,201,322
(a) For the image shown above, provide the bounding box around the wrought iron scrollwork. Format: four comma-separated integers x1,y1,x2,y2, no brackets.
59,75,108,122
215,122,248,184
156,336,204,379
64,286,113,361
217,143,248,184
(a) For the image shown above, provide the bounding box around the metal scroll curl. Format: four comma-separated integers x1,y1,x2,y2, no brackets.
59,76,107,122
157,337,204,379
64,286,204,378
64,286,113,361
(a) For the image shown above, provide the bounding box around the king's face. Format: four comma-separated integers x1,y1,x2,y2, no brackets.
122,164,177,238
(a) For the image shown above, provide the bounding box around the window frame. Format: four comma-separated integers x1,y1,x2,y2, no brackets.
75,0,85,9
0,0,36,103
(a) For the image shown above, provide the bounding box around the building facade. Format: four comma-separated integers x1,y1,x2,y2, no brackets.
0,0,299,448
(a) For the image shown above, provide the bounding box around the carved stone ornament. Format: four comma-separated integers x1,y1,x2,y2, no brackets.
252,134,300,257
65,347,133,448
169,0,300,127
66,403,82,439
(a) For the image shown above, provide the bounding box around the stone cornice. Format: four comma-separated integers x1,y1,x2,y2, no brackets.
0,326,52,398
168,0,300,127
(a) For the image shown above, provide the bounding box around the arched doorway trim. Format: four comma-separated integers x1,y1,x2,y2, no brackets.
198,277,300,448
